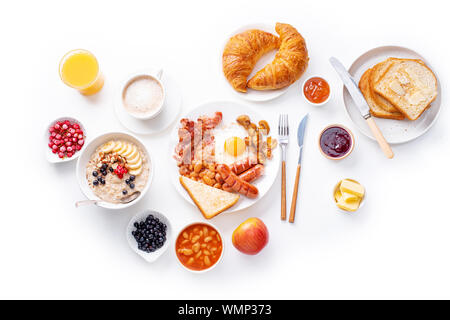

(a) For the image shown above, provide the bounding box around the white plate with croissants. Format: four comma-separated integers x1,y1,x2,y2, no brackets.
222,22,309,102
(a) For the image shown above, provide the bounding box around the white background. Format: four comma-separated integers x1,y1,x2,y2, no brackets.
1,0,449,299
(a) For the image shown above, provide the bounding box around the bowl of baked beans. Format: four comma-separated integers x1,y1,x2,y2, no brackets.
175,222,224,273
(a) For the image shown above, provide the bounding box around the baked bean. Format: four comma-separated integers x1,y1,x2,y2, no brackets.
207,170,216,179
182,249,193,256
187,257,194,265
195,251,202,259
204,256,211,266
192,243,200,253
194,163,203,173
191,235,200,243
183,232,189,239
202,176,214,186
201,243,207,248
181,239,189,245
203,227,208,236
203,250,211,256
204,236,213,243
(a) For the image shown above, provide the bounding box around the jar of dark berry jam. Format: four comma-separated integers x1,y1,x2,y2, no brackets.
319,125,354,160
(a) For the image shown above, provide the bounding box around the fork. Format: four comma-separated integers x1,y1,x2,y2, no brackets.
278,114,289,220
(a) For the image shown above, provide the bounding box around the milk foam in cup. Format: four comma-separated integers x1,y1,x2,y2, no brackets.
122,70,165,120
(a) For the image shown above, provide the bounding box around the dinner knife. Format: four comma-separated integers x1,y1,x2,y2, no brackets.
288,113,309,223
329,57,394,159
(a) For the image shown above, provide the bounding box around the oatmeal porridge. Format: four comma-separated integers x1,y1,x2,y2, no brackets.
86,140,150,203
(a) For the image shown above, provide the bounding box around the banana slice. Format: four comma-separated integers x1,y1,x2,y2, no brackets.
126,145,138,160
128,167,142,176
127,151,140,164
101,141,116,153
117,142,128,155
127,157,142,170
113,141,123,153
122,144,134,158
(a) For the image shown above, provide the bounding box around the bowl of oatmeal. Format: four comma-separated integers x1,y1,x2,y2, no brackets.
76,132,153,209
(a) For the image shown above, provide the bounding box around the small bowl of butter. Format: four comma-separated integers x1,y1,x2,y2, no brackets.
333,179,365,213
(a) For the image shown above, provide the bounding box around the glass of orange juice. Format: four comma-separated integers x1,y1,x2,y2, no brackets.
59,49,104,95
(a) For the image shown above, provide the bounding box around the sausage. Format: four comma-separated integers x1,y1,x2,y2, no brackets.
217,164,259,199
222,164,264,190
230,157,258,175
238,164,264,183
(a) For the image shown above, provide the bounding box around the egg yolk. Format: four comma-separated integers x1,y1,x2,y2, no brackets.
224,137,246,157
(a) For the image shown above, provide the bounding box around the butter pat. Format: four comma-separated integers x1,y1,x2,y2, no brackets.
334,179,365,213
336,197,361,212
340,180,365,198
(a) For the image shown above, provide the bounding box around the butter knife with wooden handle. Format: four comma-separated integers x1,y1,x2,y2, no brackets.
329,57,394,159
289,114,309,223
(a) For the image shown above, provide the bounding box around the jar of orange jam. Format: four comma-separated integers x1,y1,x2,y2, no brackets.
302,76,331,105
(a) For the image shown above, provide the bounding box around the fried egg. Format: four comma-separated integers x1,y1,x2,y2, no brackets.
213,122,255,166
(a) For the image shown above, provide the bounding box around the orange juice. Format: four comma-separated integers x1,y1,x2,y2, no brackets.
59,49,104,95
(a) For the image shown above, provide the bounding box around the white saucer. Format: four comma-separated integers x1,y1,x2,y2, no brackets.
114,69,182,135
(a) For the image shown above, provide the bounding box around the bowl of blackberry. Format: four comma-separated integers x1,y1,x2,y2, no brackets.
127,210,172,263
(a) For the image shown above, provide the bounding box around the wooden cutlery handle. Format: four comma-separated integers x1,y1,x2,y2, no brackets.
366,117,394,159
281,161,286,220
289,164,302,223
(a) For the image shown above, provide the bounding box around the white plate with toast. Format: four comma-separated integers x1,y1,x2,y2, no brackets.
344,46,441,144
170,101,280,215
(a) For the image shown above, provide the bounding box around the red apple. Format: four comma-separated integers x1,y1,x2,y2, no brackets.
232,218,269,255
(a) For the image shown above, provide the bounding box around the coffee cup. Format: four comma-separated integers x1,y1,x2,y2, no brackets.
121,69,166,120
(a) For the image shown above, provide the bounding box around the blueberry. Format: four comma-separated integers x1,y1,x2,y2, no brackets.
133,222,139,228
93,180,99,186
130,175,135,181
125,179,130,185
130,183,135,189
102,163,107,170
109,167,114,173
100,178,105,185
93,171,98,177
122,190,128,195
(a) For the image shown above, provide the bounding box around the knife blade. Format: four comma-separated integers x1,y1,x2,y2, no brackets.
329,57,371,119
288,113,309,223
296,113,309,163
329,57,394,159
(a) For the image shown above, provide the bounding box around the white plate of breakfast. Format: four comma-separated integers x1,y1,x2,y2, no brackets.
221,22,309,102
76,132,153,210
170,101,280,217
114,68,182,135
344,46,441,144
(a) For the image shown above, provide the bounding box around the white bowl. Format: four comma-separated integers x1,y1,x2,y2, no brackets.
332,179,366,214
76,132,153,210
174,222,224,274
126,210,172,263
45,116,86,164
302,76,332,107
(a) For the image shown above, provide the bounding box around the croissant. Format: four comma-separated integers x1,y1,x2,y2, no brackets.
223,30,280,92
247,23,309,90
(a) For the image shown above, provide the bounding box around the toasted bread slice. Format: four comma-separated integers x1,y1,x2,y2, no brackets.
374,59,437,120
369,59,402,113
359,68,405,120
179,176,239,219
